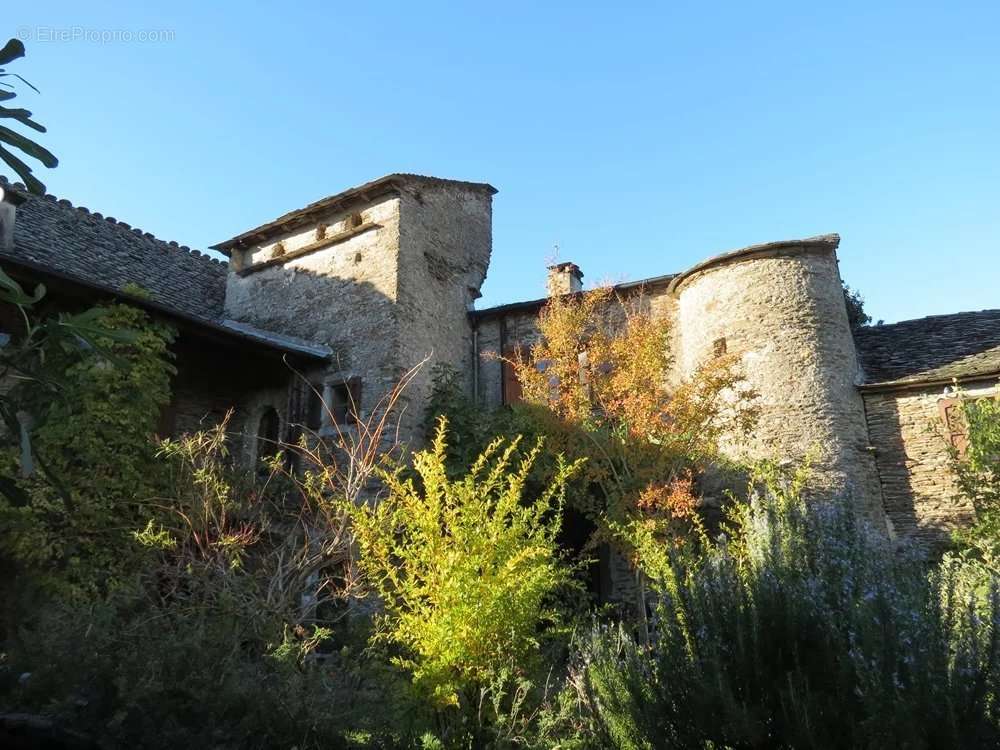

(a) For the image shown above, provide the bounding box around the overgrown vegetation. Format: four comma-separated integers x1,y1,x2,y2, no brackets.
3,302,175,597
4,268,1000,748
578,465,1000,749
952,390,1000,570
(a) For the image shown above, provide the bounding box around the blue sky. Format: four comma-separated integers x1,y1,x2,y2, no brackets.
8,1,1000,321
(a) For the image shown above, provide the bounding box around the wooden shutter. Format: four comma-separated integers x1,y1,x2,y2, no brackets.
939,398,969,455
502,346,527,405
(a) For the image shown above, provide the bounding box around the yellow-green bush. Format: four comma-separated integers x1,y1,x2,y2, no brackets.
349,418,582,713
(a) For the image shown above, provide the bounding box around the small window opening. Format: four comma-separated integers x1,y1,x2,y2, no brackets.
713,337,728,357
329,379,362,425
305,384,325,432
257,407,281,461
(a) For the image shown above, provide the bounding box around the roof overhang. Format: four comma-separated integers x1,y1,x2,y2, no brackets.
212,173,497,256
0,254,330,362
858,371,1000,394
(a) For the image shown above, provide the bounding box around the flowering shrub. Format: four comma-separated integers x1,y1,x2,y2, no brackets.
578,464,1000,749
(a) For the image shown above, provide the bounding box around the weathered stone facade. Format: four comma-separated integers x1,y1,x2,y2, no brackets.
2,172,998,562
218,175,494,442
669,238,885,523
860,385,977,547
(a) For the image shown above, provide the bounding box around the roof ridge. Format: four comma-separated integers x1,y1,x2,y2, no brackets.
857,308,1000,333
0,175,227,267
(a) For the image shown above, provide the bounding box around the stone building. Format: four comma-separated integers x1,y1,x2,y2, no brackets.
1,173,997,557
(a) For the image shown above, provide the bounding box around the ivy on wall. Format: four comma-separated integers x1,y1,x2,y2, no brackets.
1,301,176,596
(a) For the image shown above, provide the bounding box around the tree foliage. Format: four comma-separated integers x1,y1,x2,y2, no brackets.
843,281,873,331
952,389,1000,570
506,287,758,577
0,38,57,194
1,299,175,595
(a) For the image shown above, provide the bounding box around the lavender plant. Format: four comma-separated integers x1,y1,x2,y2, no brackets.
578,464,1000,749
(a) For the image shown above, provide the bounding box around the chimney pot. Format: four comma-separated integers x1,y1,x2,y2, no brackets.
0,185,26,252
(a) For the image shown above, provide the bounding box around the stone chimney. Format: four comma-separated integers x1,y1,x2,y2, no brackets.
0,183,25,252
546,262,583,296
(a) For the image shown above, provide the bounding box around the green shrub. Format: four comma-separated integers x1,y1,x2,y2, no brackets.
953,391,1000,569
348,417,583,742
2,420,422,749
578,465,1000,749
0,301,175,598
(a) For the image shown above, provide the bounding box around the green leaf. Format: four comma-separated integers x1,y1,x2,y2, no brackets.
0,72,39,94
0,264,45,305
0,143,45,194
0,124,57,167
0,106,45,132
0,39,25,66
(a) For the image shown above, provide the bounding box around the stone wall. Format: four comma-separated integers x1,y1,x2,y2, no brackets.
863,382,992,550
395,183,492,438
224,196,403,428
223,179,494,445
670,237,885,523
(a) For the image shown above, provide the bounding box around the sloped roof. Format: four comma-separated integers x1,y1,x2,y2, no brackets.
0,178,330,360
855,309,1000,389
0,177,227,320
213,173,498,254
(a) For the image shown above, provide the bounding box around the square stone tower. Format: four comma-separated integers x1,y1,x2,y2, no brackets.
213,174,496,440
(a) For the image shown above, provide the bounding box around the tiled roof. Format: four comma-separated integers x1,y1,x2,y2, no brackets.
0,177,227,320
855,310,1000,388
0,178,329,361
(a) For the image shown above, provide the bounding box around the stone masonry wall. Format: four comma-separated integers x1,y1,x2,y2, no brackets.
396,184,492,439
863,382,992,550
673,242,885,523
224,197,403,427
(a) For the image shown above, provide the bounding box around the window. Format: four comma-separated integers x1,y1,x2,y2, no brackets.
257,407,280,461
328,379,362,426
305,384,325,431
713,337,728,357
306,378,362,430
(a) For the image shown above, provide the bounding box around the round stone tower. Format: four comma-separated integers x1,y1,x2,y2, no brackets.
669,234,884,523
